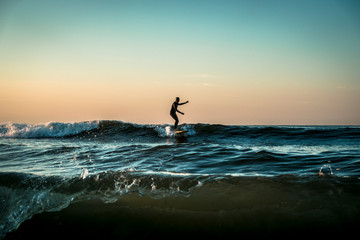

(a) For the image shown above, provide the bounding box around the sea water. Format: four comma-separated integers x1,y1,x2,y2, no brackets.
1,121,360,238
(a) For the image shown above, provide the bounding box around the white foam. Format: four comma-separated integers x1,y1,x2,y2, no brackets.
0,121,99,138
165,126,174,137
152,125,174,137
153,125,196,138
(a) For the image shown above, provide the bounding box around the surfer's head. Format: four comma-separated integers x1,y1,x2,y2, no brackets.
176,97,180,102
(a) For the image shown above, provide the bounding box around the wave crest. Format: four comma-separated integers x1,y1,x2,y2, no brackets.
0,121,100,138
1,120,359,140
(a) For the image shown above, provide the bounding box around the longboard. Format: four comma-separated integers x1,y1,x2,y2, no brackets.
174,130,188,134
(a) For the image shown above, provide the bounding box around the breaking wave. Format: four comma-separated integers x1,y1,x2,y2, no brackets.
1,120,359,141
0,121,100,138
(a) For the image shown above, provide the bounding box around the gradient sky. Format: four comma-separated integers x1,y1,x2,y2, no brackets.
1,0,359,125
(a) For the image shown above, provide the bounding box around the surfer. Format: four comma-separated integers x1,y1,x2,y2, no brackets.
170,97,189,130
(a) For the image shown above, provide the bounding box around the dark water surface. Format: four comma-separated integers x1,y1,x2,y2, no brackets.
1,121,360,238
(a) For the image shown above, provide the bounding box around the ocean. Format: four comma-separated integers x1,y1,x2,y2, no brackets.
0,120,359,239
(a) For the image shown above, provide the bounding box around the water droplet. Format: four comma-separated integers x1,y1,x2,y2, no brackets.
319,164,333,176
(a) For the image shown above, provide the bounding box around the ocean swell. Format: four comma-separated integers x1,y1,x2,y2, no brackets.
1,121,359,142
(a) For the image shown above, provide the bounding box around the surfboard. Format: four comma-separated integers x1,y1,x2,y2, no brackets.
174,130,188,134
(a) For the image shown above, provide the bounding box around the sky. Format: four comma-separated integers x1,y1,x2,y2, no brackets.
0,0,359,125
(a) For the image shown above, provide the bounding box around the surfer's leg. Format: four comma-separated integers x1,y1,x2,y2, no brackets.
171,113,179,129
174,118,178,129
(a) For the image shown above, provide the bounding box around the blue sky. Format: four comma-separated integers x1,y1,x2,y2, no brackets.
1,0,359,124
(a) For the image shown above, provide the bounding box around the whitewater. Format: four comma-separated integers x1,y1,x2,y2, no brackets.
1,120,360,239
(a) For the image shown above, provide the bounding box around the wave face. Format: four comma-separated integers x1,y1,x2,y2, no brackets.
1,120,359,142
1,120,360,238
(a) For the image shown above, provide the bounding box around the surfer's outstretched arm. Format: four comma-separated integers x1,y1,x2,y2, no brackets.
178,101,189,106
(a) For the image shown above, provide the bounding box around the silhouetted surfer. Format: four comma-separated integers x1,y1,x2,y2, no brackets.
170,97,189,130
